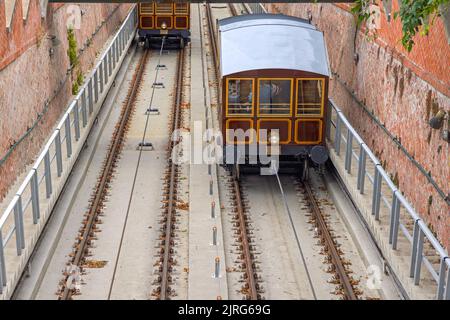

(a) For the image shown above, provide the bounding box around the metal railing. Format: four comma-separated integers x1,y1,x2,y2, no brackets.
244,3,267,14
0,6,137,295
327,99,449,300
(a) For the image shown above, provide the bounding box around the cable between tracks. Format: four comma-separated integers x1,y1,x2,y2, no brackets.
107,39,169,299
274,172,318,300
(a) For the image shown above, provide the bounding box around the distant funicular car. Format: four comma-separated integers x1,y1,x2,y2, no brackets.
138,2,190,48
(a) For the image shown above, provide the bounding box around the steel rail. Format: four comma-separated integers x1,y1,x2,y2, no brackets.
61,48,150,300
205,4,219,75
160,48,185,300
231,175,259,300
205,3,258,300
302,181,358,300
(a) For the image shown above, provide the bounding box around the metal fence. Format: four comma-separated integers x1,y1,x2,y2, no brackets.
327,99,449,300
244,3,267,14
0,6,137,295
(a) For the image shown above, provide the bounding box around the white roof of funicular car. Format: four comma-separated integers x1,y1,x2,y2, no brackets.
218,14,330,77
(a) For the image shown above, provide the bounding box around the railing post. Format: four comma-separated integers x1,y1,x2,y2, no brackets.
55,130,63,177
94,70,99,103
81,90,87,127
372,166,382,220
0,230,6,290
326,101,332,140
334,115,341,155
389,192,400,249
65,115,72,158
108,49,113,76
31,169,40,223
345,129,353,173
414,228,424,285
436,258,447,299
445,262,450,300
357,145,366,194
104,54,109,84
44,151,52,199
13,196,25,255
112,41,117,69
88,79,94,115
410,219,420,277
119,31,123,54
74,101,80,141
99,62,104,94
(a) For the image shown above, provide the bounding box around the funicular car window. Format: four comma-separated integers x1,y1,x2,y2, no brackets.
140,3,153,14
297,79,323,116
258,79,292,115
227,79,254,116
174,3,189,15
155,3,173,14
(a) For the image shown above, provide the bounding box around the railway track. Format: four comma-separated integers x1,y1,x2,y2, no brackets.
154,48,185,300
206,3,362,300
204,3,262,300
297,178,359,300
59,48,150,300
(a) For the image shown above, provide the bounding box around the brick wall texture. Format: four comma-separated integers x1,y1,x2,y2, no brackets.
267,2,449,250
0,2,132,201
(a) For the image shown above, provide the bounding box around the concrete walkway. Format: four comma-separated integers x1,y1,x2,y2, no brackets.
187,3,228,300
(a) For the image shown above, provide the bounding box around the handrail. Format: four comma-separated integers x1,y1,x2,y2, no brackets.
0,5,138,295
327,98,449,300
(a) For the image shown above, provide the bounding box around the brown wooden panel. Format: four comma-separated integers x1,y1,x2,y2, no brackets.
257,119,291,144
140,16,153,29
226,119,254,144
156,16,172,29
175,16,188,29
295,120,322,144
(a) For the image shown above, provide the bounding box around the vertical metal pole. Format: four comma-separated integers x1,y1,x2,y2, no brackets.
119,32,123,54
389,194,400,249
436,258,446,300
99,62,104,94
108,49,113,76
44,151,52,199
104,54,109,84
13,197,25,255
88,79,94,114
81,90,87,127
345,130,353,173
391,196,401,250
112,41,117,69
326,101,332,140
73,101,80,141
120,31,124,53
372,167,382,220
65,115,72,158
94,70,99,103
31,170,40,223
0,230,6,289
357,145,366,193
55,130,63,177
410,219,420,277
414,228,424,285
334,115,341,155
445,264,450,300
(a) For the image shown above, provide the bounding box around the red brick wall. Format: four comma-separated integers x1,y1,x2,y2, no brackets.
0,3,132,200
0,0,43,72
267,2,450,249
